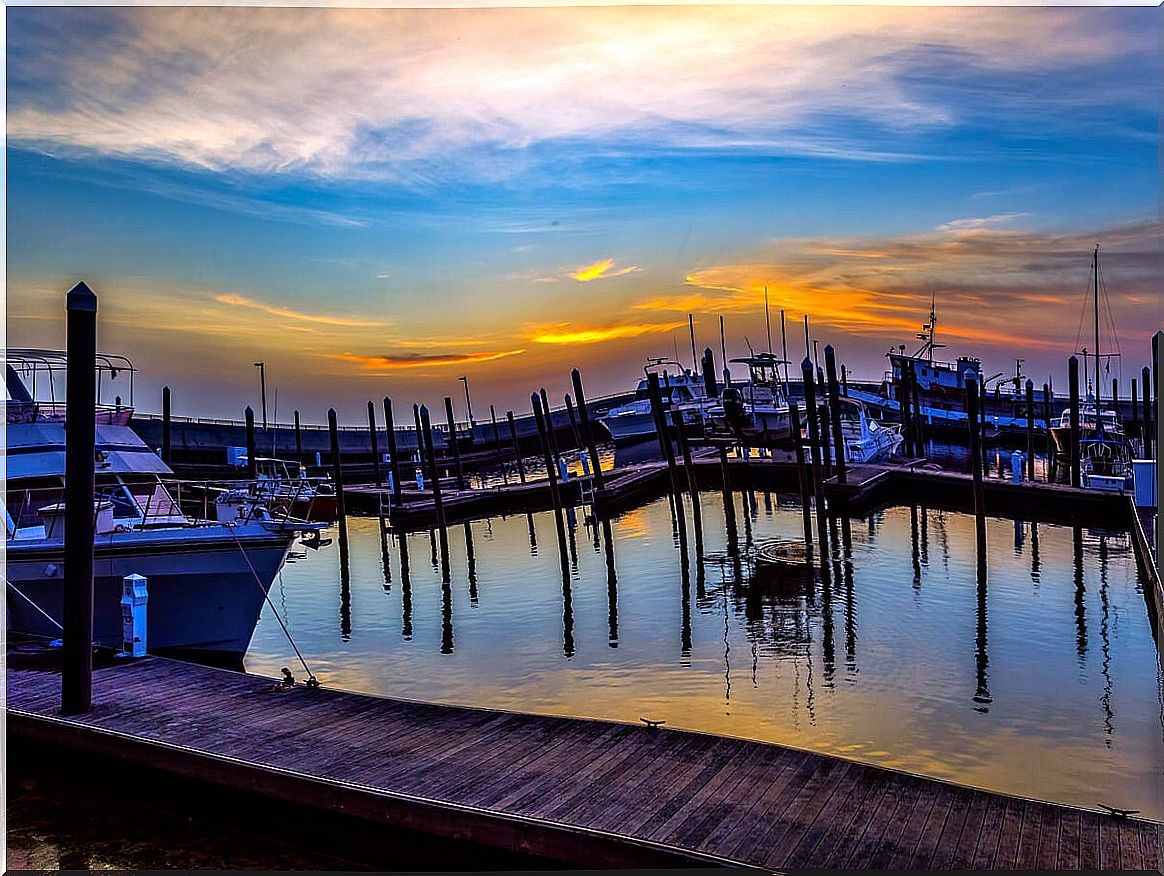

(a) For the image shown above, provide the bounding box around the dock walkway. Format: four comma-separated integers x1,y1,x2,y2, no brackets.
9,654,1159,870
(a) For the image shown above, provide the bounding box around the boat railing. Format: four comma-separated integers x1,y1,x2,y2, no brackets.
6,401,135,426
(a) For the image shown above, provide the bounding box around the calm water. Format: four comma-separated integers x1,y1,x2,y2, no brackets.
248,490,1164,820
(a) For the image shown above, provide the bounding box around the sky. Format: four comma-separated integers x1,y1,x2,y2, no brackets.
5,5,1160,424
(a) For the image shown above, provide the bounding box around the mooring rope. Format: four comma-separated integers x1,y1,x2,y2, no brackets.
4,576,64,630
226,522,319,687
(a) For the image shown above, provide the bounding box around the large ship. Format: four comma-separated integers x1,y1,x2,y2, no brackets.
5,349,319,661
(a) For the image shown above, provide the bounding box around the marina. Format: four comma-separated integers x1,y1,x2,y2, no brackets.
5,7,1162,867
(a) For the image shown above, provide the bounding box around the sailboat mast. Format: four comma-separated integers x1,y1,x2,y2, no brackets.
1093,244,1100,404
780,309,790,397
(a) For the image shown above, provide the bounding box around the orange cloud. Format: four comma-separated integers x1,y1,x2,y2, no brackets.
525,321,685,345
216,293,384,327
569,259,640,282
330,350,525,371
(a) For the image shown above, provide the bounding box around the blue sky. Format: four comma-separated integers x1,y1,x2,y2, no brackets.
6,6,1159,422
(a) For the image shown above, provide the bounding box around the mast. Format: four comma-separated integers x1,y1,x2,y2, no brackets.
1093,244,1100,404
719,315,729,387
780,309,790,398
764,287,773,354
688,313,698,374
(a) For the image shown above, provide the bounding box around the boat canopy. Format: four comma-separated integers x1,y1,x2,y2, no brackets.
7,422,172,481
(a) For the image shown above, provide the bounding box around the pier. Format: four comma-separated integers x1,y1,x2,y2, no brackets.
9,651,1159,871
344,455,1137,532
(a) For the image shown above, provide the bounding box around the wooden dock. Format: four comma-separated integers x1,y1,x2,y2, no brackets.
9,653,1160,871
345,455,1134,532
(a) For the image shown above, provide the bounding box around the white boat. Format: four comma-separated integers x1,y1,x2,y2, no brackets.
4,349,319,661
706,354,793,444
240,456,337,522
599,358,715,444
833,396,903,463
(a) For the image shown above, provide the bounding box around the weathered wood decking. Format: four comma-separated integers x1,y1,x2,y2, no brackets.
8,654,1159,870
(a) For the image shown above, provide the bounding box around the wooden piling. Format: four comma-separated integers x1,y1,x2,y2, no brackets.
1131,379,1139,444
910,361,925,453
789,401,813,554
841,363,848,397
700,348,718,399
818,403,833,480
506,410,527,484
571,369,605,490
1144,365,1153,457
900,361,914,458
532,393,570,581
978,373,989,474
383,398,402,506
671,408,704,559
328,408,350,570
824,345,846,484
419,405,450,581
489,405,507,484
1068,356,1081,488
443,397,466,490
367,401,382,487
564,394,583,456
1025,379,1035,482
801,358,828,551
647,373,690,559
62,281,97,715
539,388,561,461
294,410,303,464
1042,383,1054,475
161,385,171,466
245,406,257,480
965,380,987,556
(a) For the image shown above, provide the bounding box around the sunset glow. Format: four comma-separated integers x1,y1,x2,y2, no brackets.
5,6,1157,420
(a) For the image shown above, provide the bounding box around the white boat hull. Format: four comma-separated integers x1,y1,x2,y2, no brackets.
6,527,295,658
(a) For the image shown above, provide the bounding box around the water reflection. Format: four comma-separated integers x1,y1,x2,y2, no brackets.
249,498,1163,820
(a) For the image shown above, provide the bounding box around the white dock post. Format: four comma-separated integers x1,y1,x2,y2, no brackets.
121,573,148,657
1010,451,1025,484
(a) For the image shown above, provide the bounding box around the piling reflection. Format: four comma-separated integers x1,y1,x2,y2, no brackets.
910,505,921,589
601,519,618,648
973,554,991,710
1099,534,1114,741
339,548,352,641
399,531,412,640
465,522,478,606
441,575,453,655
1072,526,1086,659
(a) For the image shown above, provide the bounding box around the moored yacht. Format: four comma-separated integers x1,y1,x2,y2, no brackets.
706,354,793,444
599,358,715,444
5,349,319,661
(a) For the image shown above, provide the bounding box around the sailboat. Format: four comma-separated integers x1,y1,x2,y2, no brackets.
1047,246,1134,492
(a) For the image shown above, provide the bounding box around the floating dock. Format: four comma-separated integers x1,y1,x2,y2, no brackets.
8,652,1159,871
345,456,1135,532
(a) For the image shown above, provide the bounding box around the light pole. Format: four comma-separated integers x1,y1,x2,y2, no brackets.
253,362,267,429
459,375,475,427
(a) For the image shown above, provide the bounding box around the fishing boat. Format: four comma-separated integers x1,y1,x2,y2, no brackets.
599,358,715,445
4,349,321,661
1047,246,1134,491
845,299,1046,436
705,354,793,445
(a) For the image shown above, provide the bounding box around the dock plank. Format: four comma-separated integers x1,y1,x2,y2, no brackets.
7,653,1158,871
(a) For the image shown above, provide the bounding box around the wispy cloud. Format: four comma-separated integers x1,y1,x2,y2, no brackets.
569,259,640,282
329,350,526,371
6,7,1154,183
215,293,385,327
526,321,685,345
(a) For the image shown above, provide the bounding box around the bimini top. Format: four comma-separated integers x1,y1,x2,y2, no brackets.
7,421,172,482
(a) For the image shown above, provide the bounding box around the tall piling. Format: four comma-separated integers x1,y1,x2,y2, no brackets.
62,281,97,715
825,345,846,484
506,410,527,483
965,380,987,557
161,385,171,466
489,405,507,484
571,369,605,491
900,363,914,458
789,402,813,555
1144,365,1153,457
671,408,704,559
1068,356,1081,488
328,408,350,571
420,405,450,580
539,388,561,461
533,393,570,581
443,397,466,490
383,398,402,506
294,410,303,463
1025,379,1036,481
1131,379,1140,445
801,358,829,553
367,401,382,487
647,373,690,561
245,406,257,480
1042,383,1054,475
